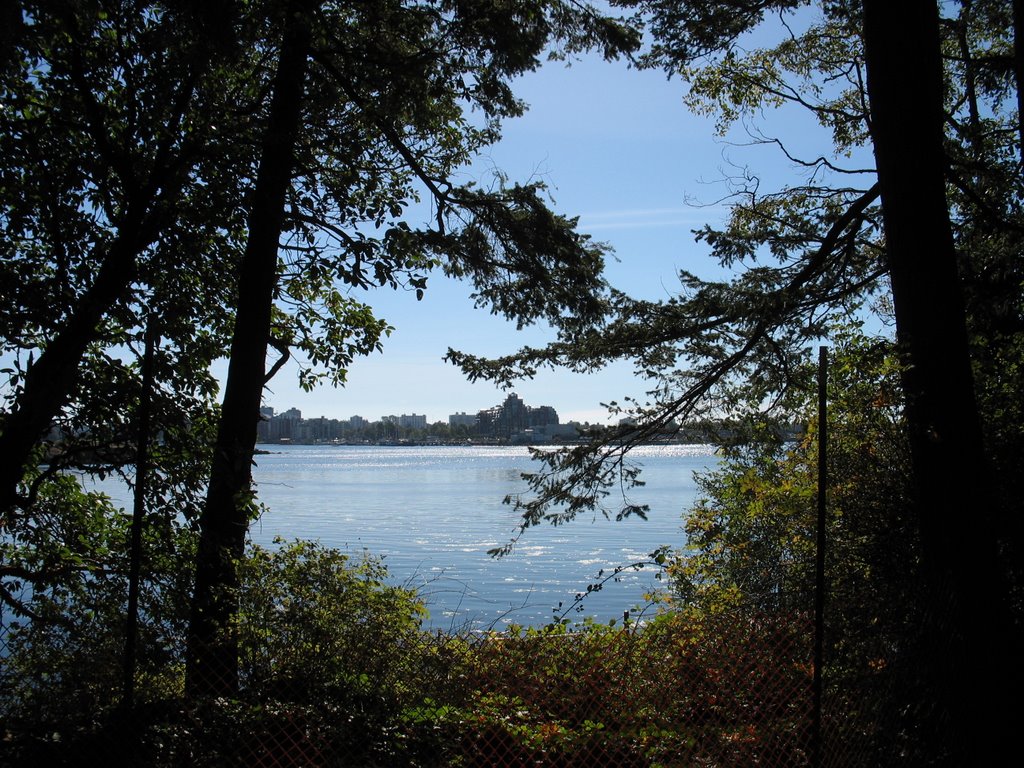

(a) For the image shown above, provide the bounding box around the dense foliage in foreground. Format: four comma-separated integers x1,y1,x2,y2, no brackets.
0,532,815,767
0,339,946,767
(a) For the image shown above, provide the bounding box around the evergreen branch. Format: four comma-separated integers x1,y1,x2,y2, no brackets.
484,182,882,552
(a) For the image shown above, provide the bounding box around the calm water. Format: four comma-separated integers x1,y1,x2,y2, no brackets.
247,444,716,630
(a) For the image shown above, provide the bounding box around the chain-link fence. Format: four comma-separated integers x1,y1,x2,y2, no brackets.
1,600,941,768
447,612,813,767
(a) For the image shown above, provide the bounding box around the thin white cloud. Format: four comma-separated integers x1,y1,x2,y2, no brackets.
578,206,728,232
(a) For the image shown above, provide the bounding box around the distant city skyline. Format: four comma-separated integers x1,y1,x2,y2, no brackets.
258,391,593,430
257,392,585,444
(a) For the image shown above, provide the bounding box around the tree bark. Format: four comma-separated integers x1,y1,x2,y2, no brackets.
862,0,1021,760
185,9,311,698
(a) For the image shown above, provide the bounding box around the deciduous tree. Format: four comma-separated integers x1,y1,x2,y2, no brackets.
185,0,639,696
0,1,252,516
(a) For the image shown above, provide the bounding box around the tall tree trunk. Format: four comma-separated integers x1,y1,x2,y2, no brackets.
862,0,1021,760
185,9,310,698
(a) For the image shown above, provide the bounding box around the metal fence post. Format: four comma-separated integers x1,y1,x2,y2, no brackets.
812,345,828,767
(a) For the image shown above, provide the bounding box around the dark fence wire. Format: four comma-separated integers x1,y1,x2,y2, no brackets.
0,599,945,768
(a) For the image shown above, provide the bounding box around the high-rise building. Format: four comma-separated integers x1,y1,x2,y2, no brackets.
257,407,275,441
475,394,559,437
529,405,559,428
398,414,427,429
449,411,477,427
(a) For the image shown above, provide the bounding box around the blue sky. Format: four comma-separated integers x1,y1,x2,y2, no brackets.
262,41,832,425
